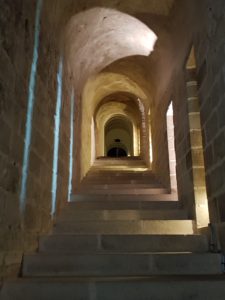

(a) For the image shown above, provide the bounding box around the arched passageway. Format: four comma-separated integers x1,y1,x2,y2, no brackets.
94,92,143,159
1,1,225,294
104,116,133,157
107,147,127,157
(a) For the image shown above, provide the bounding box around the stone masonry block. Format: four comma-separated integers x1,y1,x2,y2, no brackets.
186,82,198,98
191,148,204,167
192,167,207,187
189,113,201,130
0,117,11,155
204,112,218,145
213,131,225,163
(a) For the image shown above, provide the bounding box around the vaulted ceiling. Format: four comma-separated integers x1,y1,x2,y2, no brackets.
81,0,175,16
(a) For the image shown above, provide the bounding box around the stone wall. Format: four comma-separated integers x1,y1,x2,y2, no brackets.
194,0,225,225
173,71,195,219
154,0,225,229
0,0,71,278
151,0,223,225
150,0,197,195
0,0,37,278
151,105,170,189
1,0,225,279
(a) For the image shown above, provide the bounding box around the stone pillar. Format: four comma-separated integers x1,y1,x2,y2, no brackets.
186,69,209,228
166,104,177,193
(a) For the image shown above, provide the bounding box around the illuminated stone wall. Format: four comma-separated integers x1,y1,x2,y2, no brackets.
151,105,171,189
0,0,71,277
194,0,225,226
1,0,225,278
0,0,38,278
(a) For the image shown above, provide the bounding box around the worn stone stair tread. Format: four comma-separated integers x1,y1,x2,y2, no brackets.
80,183,162,189
22,253,222,277
78,188,170,195
68,199,181,211
93,159,145,162
85,173,155,177
82,179,159,184
84,176,156,180
53,220,195,234
37,251,202,255
71,194,178,201
58,208,188,221
3,274,225,282
85,176,157,181
82,179,160,184
73,193,178,199
67,203,180,210
2,154,222,300
84,173,156,176
2,276,225,300
39,234,208,253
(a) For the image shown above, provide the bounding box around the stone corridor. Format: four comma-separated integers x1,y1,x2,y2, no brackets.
1,0,225,299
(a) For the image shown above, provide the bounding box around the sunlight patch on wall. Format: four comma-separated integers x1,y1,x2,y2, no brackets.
51,57,63,216
68,89,75,202
166,101,177,192
20,0,43,213
148,111,153,164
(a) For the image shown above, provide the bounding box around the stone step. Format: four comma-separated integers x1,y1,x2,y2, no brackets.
93,161,146,165
91,164,147,170
94,161,145,165
69,199,180,210
53,220,195,235
39,234,208,253
87,169,153,174
95,157,142,158
83,173,157,181
94,158,144,162
22,253,222,277
82,178,159,185
72,193,178,202
86,172,155,178
92,161,147,166
58,209,188,221
86,169,153,173
87,168,153,173
93,159,145,166
2,277,225,300
78,187,169,195
80,183,162,189
84,177,156,184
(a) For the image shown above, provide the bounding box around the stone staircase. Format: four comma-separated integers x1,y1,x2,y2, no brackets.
1,158,225,299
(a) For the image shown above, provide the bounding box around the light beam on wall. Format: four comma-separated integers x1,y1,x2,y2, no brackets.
51,57,63,216
19,0,43,213
68,89,75,202
166,102,178,192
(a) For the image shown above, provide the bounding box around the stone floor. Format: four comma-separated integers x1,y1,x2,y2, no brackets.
1,158,225,299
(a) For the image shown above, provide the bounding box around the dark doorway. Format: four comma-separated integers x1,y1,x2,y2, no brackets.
107,147,127,157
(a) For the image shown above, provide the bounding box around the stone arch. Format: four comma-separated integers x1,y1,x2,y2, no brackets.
104,115,134,157
63,7,157,91
61,8,157,179
80,73,149,178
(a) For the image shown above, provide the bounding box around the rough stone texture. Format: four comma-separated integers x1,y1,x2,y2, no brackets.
0,0,71,278
0,0,37,278
194,0,225,225
1,0,225,280
151,105,171,189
